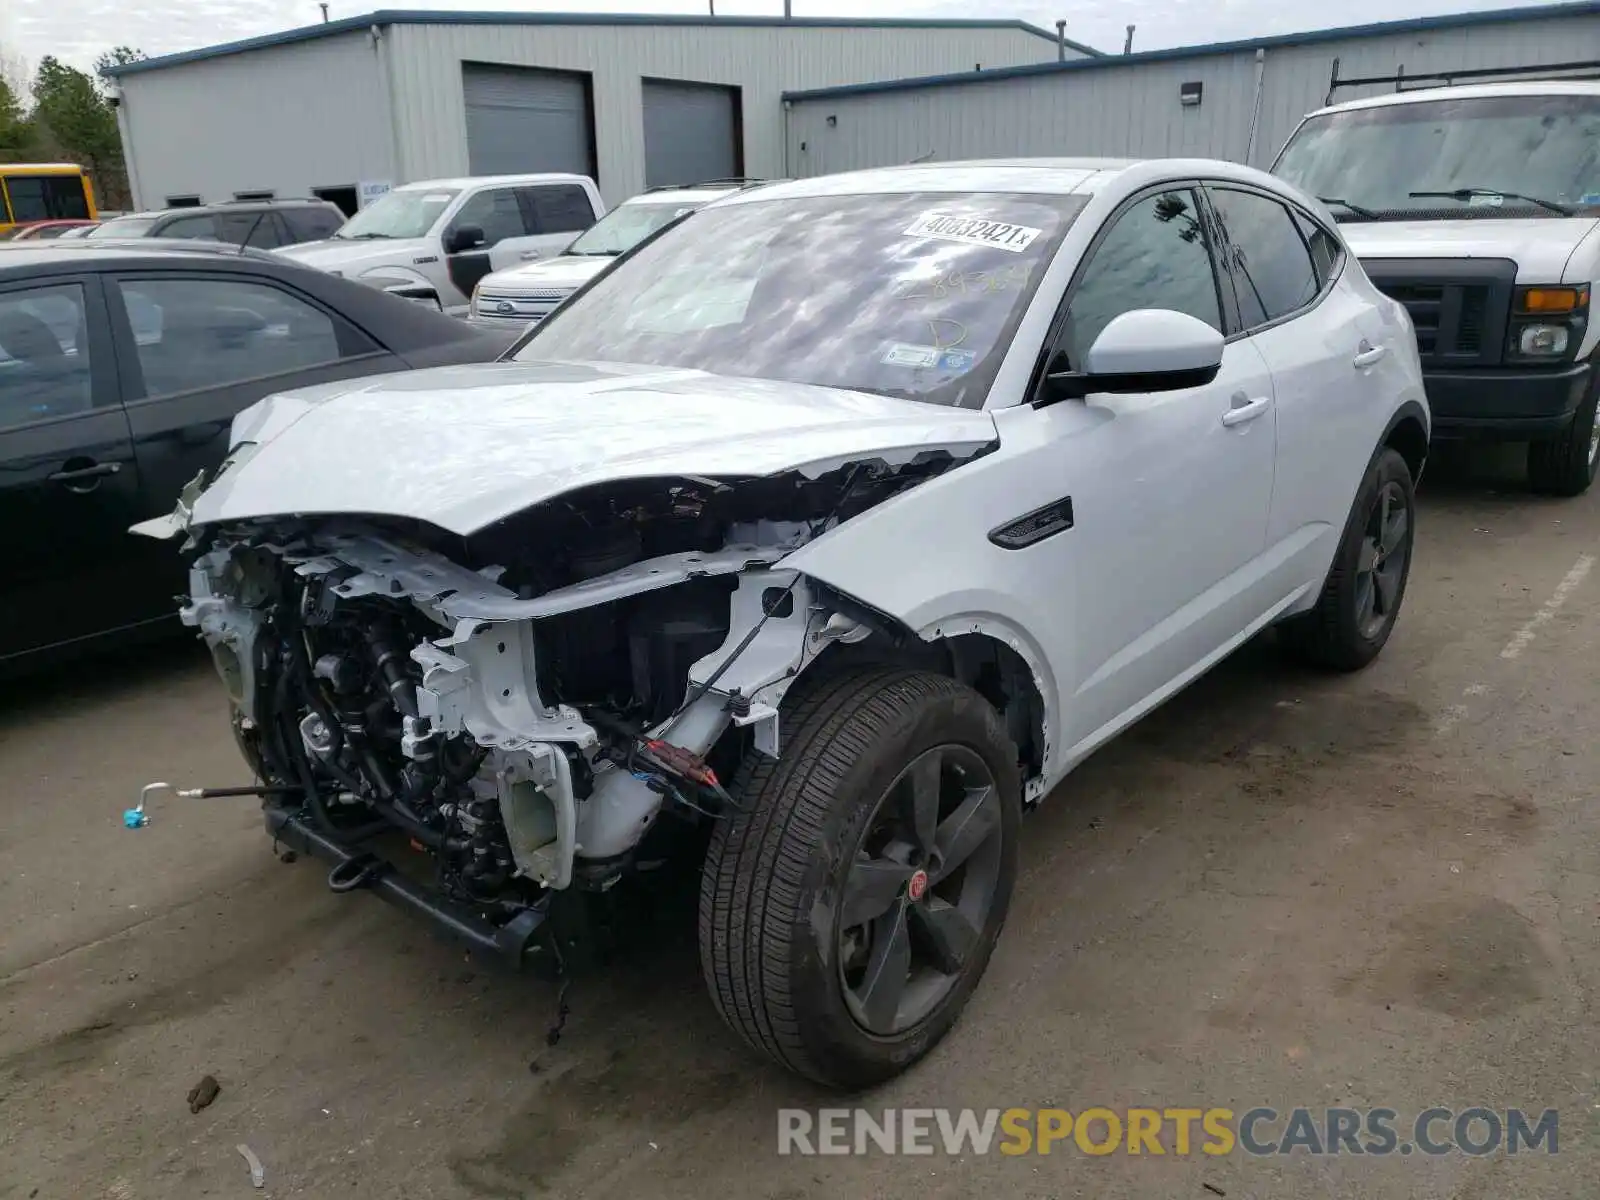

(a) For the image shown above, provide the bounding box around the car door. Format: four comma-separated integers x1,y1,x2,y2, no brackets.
107,270,403,619
442,185,539,309
1204,184,1383,600
0,274,153,664
1027,185,1278,752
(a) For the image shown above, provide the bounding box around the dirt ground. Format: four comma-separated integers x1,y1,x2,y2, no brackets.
3,446,1597,1199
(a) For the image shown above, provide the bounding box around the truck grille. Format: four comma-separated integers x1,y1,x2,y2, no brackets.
1360,259,1515,369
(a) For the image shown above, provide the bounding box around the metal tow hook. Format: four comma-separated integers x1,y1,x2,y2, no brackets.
326,854,386,893
125,781,300,828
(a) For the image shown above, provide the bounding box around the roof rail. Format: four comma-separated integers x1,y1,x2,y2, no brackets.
1324,55,1600,104
640,177,775,193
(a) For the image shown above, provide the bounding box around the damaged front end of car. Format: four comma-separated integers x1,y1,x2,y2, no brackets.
160,454,975,973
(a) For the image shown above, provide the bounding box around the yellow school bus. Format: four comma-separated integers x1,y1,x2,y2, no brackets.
0,163,98,235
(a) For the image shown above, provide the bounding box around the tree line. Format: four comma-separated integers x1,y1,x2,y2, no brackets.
0,46,146,210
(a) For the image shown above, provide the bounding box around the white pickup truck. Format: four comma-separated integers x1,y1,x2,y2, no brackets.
275,174,606,317
1274,80,1600,495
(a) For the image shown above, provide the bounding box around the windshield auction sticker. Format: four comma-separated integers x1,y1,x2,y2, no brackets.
903,212,1042,253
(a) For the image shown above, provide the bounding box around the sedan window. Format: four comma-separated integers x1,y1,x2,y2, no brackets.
117,277,350,399
0,284,93,430
1062,189,1223,366
1208,188,1320,329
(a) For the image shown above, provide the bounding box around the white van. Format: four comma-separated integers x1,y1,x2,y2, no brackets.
276,174,606,317
1274,80,1600,495
466,179,776,332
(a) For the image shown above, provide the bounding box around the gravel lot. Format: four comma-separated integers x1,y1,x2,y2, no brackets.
3,447,1596,1199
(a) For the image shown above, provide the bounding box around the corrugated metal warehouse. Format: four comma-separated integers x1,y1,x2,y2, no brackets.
783,0,1600,177
102,11,1093,212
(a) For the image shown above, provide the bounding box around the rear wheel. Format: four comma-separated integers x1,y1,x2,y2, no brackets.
1280,446,1415,672
1527,377,1600,497
698,668,1021,1089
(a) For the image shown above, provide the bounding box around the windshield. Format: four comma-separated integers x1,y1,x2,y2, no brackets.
1274,92,1600,219
334,188,460,239
516,191,1085,408
565,200,706,256
87,215,159,238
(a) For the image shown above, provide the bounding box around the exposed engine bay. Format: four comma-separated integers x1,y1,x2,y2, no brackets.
177,456,983,966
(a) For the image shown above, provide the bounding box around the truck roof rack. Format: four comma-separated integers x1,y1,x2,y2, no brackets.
1325,56,1600,106
641,177,776,194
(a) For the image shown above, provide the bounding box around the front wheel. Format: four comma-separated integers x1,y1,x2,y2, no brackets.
1279,446,1416,672
1527,376,1600,497
698,668,1021,1089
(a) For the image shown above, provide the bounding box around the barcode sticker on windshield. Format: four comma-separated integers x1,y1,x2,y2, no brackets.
903,212,1042,254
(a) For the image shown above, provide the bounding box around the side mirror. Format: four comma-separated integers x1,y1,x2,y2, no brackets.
447,224,485,254
1043,309,1225,404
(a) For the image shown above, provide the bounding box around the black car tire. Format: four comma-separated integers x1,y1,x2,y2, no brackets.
1527,375,1600,497
699,668,1021,1090
1279,446,1416,672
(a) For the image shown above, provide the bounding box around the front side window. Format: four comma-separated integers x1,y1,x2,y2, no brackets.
0,284,93,430
1062,189,1222,366
3,175,91,222
334,188,460,240
156,214,222,241
518,191,1085,408
1208,187,1320,328
451,188,532,248
117,277,354,399
564,201,703,257
1274,93,1600,219
215,210,290,249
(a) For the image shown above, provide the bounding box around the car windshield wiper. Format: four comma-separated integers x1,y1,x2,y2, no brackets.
569,248,621,256
1408,188,1574,217
1316,196,1379,219
337,231,395,240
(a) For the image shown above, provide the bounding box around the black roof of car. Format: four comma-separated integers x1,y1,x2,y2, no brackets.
0,239,282,270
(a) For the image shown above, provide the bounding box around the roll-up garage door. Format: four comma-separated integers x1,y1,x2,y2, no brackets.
641,79,741,188
462,64,595,177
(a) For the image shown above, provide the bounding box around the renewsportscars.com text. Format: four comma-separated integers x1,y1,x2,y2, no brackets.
777,1106,1559,1157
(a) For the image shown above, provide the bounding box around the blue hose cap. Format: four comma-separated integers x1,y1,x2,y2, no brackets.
123,808,149,829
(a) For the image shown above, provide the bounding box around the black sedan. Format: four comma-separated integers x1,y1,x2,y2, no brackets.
0,239,515,669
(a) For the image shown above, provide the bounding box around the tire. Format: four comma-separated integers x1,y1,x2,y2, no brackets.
1279,446,1416,672
699,668,1021,1090
1527,376,1600,497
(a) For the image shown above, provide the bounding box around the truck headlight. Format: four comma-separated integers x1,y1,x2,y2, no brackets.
1518,324,1569,356
1509,285,1587,362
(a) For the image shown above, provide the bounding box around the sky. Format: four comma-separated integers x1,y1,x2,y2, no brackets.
0,0,1574,75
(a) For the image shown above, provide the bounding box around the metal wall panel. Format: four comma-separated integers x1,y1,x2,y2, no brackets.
383,23,1069,203
114,32,392,211
461,64,594,177
642,80,740,187
785,11,1600,176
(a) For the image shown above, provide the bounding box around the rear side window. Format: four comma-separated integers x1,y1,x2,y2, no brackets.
4,175,91,222
283,205,345,242
156,214,221,241
1294,210,1344,287
525,184,596,234
215,210,291,248
0,283,93,430
1208,187,1320,328
117,277,371,398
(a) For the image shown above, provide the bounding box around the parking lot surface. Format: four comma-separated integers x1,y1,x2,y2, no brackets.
2,448,1596,1199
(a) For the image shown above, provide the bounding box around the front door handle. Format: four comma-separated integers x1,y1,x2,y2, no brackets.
518,251,541,261
1353,342,1388,368
49,460,120,492
1221,395,1270,427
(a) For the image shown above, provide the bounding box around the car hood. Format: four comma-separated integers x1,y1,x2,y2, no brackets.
273,237,435,276
176,361,998,536
479,255,610,292
1342,217,1600,283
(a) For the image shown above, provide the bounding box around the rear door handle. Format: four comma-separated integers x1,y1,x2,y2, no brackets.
1353,342,1387,368
49,461,120,484
1221,395,1270,427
